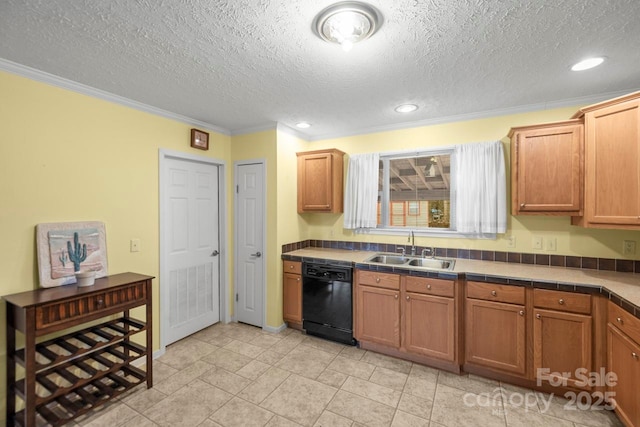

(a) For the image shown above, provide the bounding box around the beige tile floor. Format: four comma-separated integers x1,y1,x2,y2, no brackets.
71,322,623,427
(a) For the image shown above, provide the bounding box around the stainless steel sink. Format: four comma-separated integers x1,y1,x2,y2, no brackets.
407,258,454,270
366,255,410,265
363,253,455,271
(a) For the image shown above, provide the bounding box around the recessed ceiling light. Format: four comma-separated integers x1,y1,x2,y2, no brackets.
296,121,312,129
571,57,605,71
313,2,382,52
395,104,418,113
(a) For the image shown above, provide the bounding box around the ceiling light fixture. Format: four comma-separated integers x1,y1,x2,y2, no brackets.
295,121,312,129
571,57,605,71
395,104,418,113
313,2,381,52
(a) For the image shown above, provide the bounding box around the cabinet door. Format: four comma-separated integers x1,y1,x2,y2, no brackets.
355,284,400,348
533,309,592,389
403,292,454,361
465,299,526,375
608,325,640,427
283,273,302,323
585,98,640,226
513,123,583,214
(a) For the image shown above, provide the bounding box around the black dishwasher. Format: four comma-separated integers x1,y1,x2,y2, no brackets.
302,262,356,346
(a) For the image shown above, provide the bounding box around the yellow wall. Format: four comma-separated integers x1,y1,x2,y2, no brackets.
301,109,640,258
0,71,232,419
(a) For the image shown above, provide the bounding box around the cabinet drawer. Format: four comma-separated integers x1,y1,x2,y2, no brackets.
467,281,525,305
357,270,400,290
284,260,302,275
404,276,454,298
533,289,591,314
609,302,640,345
36,281,147,330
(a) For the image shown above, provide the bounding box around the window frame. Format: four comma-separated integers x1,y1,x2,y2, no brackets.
368,146,464,238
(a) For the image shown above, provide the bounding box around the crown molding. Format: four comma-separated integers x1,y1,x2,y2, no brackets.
0,58,231,136
306,88,640,141
276,123,311,141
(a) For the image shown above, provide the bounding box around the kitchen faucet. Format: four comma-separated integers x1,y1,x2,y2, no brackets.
422,247,436,258
409,231,416,256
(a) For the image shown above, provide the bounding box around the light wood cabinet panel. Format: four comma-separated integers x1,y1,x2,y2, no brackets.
510,120,583,215
355,284,400,348
467,281,525,305
533,288,591,315
608,324,640,427
465,298,526,375
357,270,400,290
297,149,345,213
573,93,640,228
283,272,302,324
533,308,592,389
403,292,455,361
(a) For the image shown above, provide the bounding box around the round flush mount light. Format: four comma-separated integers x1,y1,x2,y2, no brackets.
394,104,418,113
313,2,382,52
571,57,605,71
295,121,312,129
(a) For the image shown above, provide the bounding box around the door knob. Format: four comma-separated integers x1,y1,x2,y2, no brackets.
211,250,220,256
251,251,262,258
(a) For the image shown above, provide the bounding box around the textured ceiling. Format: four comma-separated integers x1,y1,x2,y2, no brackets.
1,0,640,139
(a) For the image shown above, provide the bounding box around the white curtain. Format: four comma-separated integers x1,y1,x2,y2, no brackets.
344,153,380,230
453,141,507,236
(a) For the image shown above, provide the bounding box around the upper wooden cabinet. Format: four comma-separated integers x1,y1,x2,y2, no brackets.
572,92,640,228
297,149,345,213
509,120,584,215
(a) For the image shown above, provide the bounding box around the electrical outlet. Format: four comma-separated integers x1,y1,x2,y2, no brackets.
533,236,543,250
130,238,141,252
546,237,557,252
506,236,516,248
623,240,636,256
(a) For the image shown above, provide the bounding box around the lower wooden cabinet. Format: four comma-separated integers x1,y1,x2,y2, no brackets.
531,287,594,390
403,292,455,361
355,270,457,364
465,298,526,375
608,302,640,427
283,261,302,327
355,284,400,347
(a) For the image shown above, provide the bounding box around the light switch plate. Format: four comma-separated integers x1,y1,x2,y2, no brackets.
506,236,516,248
533,236,543,250
623,240,636,256
130,238,141,252
546,237,557,252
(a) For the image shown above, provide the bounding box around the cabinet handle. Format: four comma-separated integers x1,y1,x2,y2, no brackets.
633,352,638,360
376,277,380,283
97,299,104,307
394,294,398,299
536,313,541,319
289,265,294,269
558,298,564,305
520,203,525,208
297,278,300,282
617,317,623,324
427,284,432,290
491,290,497,296
406,296,410,301
519,310,525,316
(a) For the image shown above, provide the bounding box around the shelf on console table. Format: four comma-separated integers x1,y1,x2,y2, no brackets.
3,272,154,427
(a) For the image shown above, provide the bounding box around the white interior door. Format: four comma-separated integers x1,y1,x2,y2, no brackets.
163,156,220,345
235,162,265,327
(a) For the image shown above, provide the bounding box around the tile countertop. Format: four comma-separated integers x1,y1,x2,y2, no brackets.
282,247,640,313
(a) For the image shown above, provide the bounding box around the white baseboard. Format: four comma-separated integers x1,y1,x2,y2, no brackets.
262,323,287,334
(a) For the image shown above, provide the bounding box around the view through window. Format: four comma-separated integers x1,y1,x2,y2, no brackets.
377,151,453,230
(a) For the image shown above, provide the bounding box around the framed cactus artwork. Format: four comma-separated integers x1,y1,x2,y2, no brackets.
36,221,108,288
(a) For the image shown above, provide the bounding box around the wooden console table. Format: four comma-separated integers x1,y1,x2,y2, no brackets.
3,272,154,426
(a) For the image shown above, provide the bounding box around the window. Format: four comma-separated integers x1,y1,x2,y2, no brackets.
377,150,454,231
